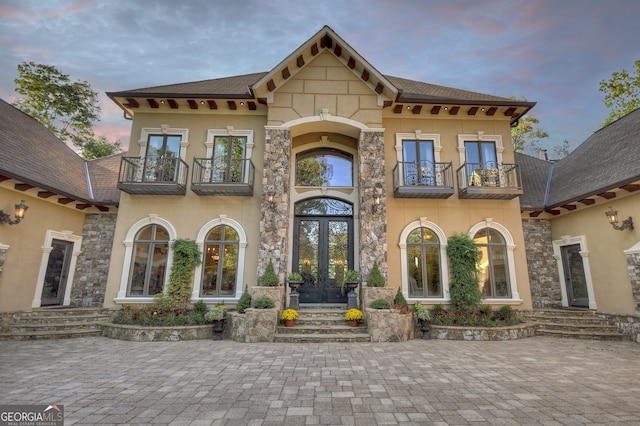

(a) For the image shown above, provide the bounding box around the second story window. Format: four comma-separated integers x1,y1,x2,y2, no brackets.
464,141,498,186
402,139,435,185
212,136,247,183
295,149,353,187
145,134,182,182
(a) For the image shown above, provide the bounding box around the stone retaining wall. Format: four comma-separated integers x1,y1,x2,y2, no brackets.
605,313,640,343
249,286,285,313
366,308,414,342
102,323,214,341
361,287,394,310
228,309,278,343
431,322,538,341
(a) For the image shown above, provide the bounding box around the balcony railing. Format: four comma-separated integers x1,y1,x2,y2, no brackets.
392,161,455,198
191,157,255,196
117,156,188,195
456,162,523,199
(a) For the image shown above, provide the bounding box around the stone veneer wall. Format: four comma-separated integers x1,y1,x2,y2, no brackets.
625,250,640,315
358,130,387,279
0,244,7,274
70,213,117,307
258,128,291,283
366,308,414,342
522,219,561,308
228,309,278,343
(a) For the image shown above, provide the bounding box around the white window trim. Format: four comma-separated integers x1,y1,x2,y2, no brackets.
203,128,254,184
468,219,522,303
457,132,504,165
114,214,177,304
398,218,450,303
552,235,596,309
192,215,248,302
395,132,442,186
138,125,189,159
31,230,83,308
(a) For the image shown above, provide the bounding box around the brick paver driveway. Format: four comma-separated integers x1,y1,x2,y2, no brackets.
1,337,639,425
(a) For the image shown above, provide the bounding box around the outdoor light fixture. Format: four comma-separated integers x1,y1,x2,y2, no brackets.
267,192,276,204
0,200,28,225
605,206,634,231
374,195,381,205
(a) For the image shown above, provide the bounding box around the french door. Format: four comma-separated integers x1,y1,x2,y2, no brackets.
293,198,354,304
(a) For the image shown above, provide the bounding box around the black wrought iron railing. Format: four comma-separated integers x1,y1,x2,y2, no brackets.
456,162,521,190
393,161,454,189
118,155,189,187
192,157,255,185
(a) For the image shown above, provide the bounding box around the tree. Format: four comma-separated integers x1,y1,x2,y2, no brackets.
509,95,549,154
12,61,120,159
599,59,640,128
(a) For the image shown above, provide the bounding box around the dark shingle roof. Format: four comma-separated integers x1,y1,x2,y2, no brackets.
515,152,552,210
87,153,123,204
0,99,119,205
546,107,640,207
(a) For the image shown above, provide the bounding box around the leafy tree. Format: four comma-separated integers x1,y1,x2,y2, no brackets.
509,95,549,153
12,61,120,159
599,59,640,128
552,140,571,159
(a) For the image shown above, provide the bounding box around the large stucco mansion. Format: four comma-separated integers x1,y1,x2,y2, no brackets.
1,27,639,334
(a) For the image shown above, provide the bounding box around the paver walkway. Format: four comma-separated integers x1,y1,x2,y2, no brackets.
1,337,639,425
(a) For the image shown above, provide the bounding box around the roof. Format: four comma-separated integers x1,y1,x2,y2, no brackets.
0,99,120,205
519,107,640,211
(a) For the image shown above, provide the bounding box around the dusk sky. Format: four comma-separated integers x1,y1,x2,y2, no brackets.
1,0,638,156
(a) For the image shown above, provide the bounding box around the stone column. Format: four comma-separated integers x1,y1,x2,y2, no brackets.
522,219,561,308
358,130,387,281
258,127,292,284
624,244,640,315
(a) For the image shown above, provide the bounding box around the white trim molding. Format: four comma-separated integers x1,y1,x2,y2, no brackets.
552,235,596,309
457,132,504,165
31,230,83,308
398,218,450,303
192,215,248,302
137,126,189,159
114,215,177,304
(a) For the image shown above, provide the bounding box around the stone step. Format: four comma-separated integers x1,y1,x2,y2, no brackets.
274,333,371,343
0,328,103,341
294,308,348,319
537,329,628,341
8,308,113,318
523,314,609,325
536,322,620,333
294,316,351,326
4,321,108,333
527,308,597,318
9,314,113,325
277,323,365,335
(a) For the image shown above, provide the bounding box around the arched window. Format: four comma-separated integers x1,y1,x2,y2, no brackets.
295,149,353,187
473,228,510,298
128,224,169,297
407,228,442,297
201,225,239,297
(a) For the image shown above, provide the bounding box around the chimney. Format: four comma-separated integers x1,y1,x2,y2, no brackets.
538,149,548,161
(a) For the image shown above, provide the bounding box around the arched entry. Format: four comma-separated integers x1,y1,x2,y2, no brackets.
293,198,354,304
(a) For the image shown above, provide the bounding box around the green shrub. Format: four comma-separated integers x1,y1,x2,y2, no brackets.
253,295,275,309
367,261,385,287
260,260,280,287
447,233,483,314
192,300,207,315
393,287,408,309
236,290,252,314
155,239,202,312
371,299,391,309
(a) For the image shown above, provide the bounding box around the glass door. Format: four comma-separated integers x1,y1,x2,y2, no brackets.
41,239,73,306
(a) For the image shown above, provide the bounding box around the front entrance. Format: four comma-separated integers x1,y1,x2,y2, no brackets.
41,239,73,306
293,198,354,304
561,243,589,308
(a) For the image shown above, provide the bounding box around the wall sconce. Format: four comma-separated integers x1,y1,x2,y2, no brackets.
267,192,276,204
605,207,634,231
0,200,28,225
374,195,381,205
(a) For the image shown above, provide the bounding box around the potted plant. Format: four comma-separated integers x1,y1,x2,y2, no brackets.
413,303,431,340
205,305,227,340
343,269,360,294
280,308,299,327
287,271,303,293
345,308,364,327
260,259,280,287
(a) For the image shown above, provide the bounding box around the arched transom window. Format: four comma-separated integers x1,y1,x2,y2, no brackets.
201,225,239,297
128,224,169,297
474,228,510,298
295,149,353,187
407,227,442,298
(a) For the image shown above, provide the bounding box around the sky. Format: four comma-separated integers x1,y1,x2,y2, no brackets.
1,0,639,156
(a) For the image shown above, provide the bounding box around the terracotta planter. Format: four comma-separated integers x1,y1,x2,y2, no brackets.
284,319,295,327
348,320,360,327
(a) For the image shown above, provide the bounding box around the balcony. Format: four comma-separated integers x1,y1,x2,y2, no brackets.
393,161,455,198
456,162,523,200
191,157,255,196
118,156,188,195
